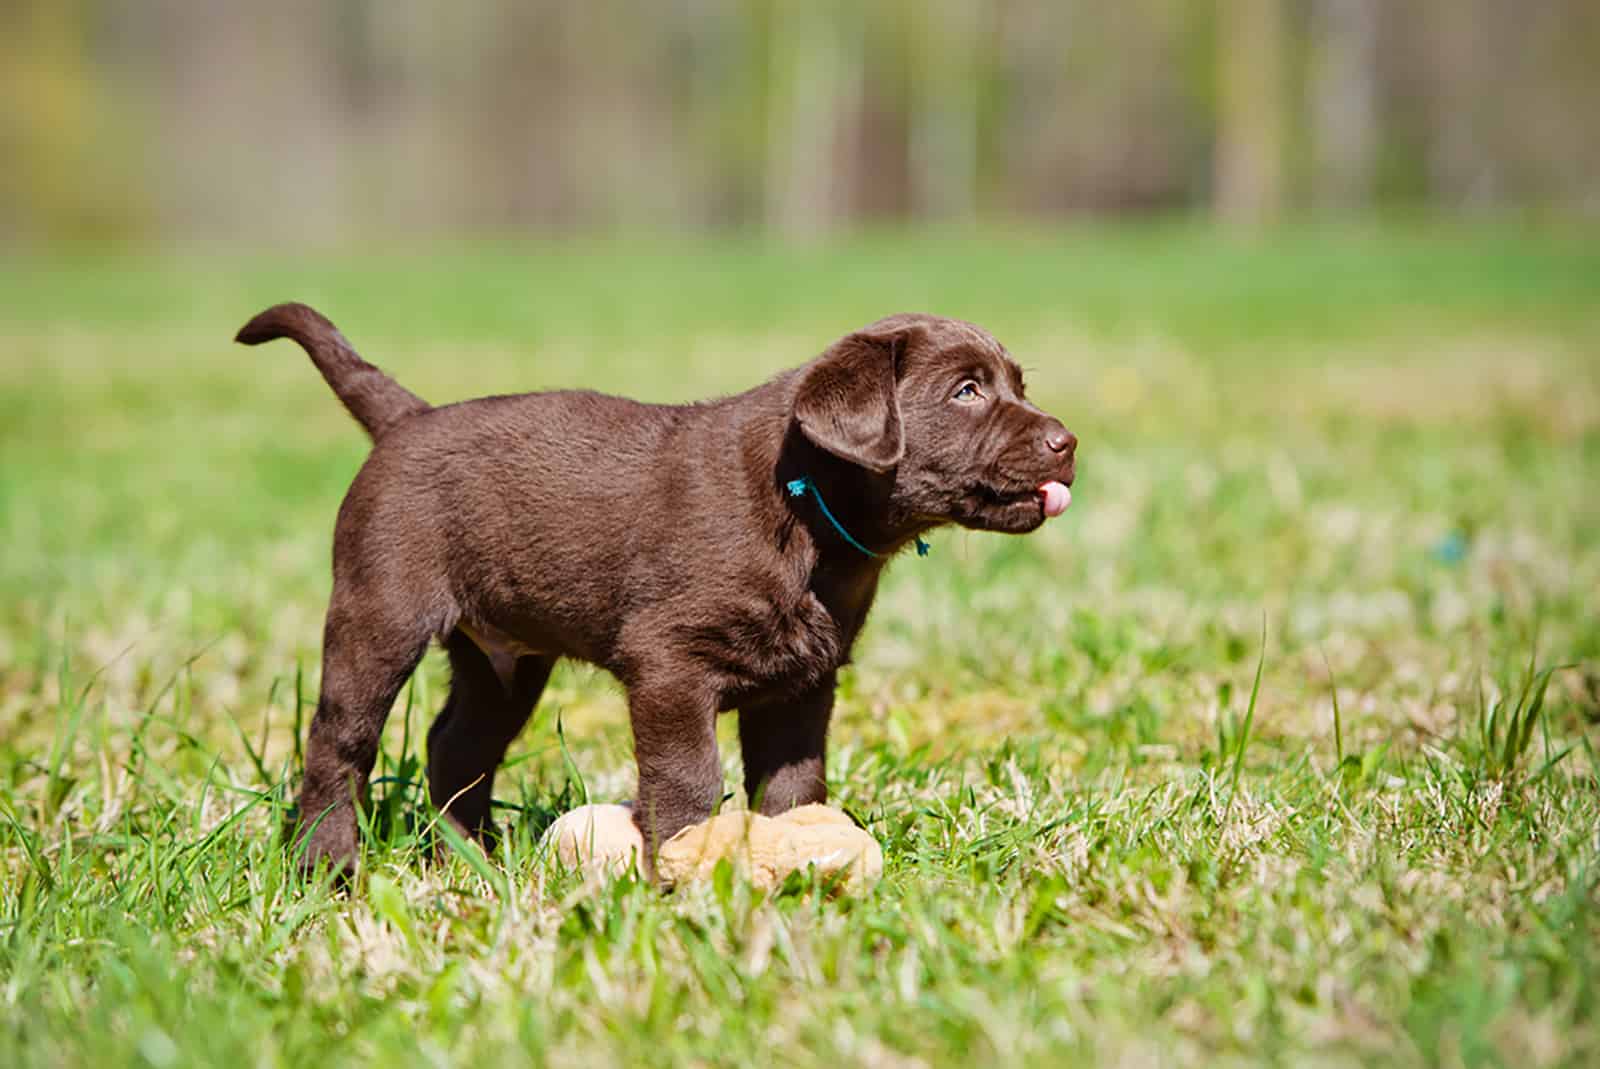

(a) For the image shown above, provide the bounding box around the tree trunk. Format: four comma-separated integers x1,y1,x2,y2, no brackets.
1310,0,1379,212
1214,0,1287,227
909,0,981,223
766,1,852,237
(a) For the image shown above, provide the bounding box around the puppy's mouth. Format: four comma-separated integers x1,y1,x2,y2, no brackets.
954,478,1070,533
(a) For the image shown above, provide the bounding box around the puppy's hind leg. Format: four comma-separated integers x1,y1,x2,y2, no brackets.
427,630,554,846
296,600,431,878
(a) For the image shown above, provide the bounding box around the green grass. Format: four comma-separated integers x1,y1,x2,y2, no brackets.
2,223,1599,1067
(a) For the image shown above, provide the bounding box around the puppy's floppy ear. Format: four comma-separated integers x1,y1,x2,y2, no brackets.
792,325,911,474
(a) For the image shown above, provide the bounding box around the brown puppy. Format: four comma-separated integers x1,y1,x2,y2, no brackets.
235,304,1077,875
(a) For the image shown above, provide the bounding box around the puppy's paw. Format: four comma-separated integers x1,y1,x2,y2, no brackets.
293,813,359,885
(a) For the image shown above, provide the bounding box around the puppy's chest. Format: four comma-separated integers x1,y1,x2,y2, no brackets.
710,583,870,700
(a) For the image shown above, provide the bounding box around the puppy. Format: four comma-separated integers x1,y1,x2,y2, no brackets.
235,305,1076,874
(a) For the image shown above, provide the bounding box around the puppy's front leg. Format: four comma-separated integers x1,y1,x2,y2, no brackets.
628,679,722,864
738,676,833,815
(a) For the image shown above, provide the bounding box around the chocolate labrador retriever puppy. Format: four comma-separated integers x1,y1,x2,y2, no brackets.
236,304,1076,875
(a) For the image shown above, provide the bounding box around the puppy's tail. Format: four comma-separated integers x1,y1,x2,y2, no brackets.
234,302,431,440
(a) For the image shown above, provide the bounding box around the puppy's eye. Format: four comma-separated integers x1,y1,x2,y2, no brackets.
953,381,982,402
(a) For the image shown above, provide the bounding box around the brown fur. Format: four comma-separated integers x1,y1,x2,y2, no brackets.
234,303,1077,875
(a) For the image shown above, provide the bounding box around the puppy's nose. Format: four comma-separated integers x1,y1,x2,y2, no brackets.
1044,424,1077,457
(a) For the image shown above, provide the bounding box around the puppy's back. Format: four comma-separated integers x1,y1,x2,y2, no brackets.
330,389,685,658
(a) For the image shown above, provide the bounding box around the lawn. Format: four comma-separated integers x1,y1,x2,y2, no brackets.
2,223,1598,1067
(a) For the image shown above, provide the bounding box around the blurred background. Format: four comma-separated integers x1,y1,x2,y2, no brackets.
2,0,1596,738
4,0,1598,244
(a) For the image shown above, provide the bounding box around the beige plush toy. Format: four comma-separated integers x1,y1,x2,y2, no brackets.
544,802,882,892
544,802,642,876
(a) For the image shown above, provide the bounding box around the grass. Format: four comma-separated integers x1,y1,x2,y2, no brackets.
2,222,1599,1067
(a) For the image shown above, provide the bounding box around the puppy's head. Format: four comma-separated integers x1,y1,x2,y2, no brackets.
793,314,1076,534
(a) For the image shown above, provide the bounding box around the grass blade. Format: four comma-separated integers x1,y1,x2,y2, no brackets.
1226,618,1268,818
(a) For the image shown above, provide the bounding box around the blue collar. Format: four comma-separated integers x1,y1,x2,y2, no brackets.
786,476,930,560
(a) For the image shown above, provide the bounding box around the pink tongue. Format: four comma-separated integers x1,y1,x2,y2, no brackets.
1039,481,1071,518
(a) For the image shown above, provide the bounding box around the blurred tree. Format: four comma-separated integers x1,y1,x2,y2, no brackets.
907,0,981,222
765,0,856,235
0,0,147,238
1214,0,1287,226
1309,0,1377,212
1,0,1595,243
